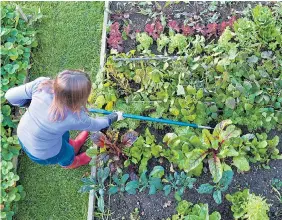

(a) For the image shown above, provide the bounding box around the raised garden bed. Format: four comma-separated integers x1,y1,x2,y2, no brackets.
83,1,282,219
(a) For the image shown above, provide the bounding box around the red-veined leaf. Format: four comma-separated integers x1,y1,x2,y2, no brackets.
91,132,111,148
121,131,138,147
208,156,223,183
184,149,207,172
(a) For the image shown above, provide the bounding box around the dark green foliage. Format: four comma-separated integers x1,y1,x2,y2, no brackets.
163,171,196,201
197,170,234,204
80,167,110,213
271,178,282,203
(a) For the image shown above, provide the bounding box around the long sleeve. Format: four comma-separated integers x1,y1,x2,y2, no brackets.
69,112,118,131
5,77,49,107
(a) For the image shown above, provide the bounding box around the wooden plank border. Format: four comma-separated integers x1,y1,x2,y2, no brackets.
87,1,110,220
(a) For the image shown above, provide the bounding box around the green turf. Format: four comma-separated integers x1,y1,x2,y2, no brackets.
16,155,89,220
15,2,104,220
25,1,104,79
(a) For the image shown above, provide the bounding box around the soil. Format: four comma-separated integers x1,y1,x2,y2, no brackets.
108,129,282,220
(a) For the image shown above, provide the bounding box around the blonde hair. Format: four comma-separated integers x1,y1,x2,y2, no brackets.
38,70,91,121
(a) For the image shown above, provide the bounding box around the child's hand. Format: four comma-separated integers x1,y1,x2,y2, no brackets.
116,111,124,121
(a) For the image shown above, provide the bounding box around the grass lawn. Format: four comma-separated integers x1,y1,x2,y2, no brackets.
15,2,104,220
26,1,104,79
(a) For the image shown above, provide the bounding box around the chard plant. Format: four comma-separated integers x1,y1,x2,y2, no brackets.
90,129,138,172
164,120,241,183
164,119,280,183
226,189,270,220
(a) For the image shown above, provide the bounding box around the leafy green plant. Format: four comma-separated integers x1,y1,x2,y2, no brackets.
129,208,140,220
164,120,281,182
169,85,210,125
80,167,110,213
237,133,281,165
124,128,161,173
109,173,139,195
271,178,282,203
168,33,187,54
165,120,241,183
197,170,234,204
157,34,169,52
90,129,138,172
169,200,221,220
163,171,196,201
138,166,164,195
107,165,164,196
136,32,153,54
226,189,270,220
252,5,280,48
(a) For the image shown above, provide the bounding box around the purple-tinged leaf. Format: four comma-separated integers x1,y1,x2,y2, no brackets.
91,132,111,148
121,131,138,147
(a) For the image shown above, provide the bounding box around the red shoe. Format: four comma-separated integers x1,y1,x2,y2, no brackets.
69,131,89,154
63,152,91,169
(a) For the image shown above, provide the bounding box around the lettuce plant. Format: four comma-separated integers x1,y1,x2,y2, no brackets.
168,33,187,54
226,189,270,220
124,128,161,173
171,200,221,220
136,32,153,54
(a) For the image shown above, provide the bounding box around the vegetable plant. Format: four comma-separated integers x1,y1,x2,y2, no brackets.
90,129,138,172
124,128,161,173
168,33,187,54
163,171,196,201
170,200,221,220
165,120,241,183
271,178,282,203
226,189,270,220
136,32,153,54
80,167,110,213
197,170,234,204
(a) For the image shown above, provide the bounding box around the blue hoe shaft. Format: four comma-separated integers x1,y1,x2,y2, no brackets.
88,108,213,129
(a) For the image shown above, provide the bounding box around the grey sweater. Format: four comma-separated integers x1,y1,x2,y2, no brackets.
5,77,114,159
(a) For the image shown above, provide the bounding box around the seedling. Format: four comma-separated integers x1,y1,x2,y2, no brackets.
197,170,234,204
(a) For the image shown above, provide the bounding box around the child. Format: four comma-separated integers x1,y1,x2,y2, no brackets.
5,70,123,169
